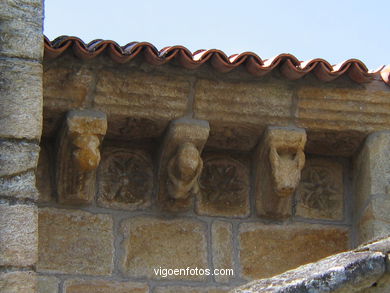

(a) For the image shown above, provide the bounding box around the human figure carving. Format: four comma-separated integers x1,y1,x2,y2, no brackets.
167,142,203,200
72,134,101,171
56,110,107,205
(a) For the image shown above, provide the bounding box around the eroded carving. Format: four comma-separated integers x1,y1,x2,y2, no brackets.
158,118,210,212
72,134,101,171
295,158,344,220
98,149,153,210
196,156,249,217
254,127,307,219
56,110,107,205
269,145,305,197
167,142,203,200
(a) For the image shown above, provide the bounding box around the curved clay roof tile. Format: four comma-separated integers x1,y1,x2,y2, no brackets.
44,36,388,85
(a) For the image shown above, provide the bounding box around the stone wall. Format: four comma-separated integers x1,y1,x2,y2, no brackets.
1,3,390,291
36,153,351,292
35,54,390,292
0,1,43,292
232,236,390,292
353,131,390,245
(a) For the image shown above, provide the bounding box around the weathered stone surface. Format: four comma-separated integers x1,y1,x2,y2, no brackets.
296,86,390,133
0,204,37,267
357,235,390,254
56,110,107,205
232,251,386,293
0,139,39,202
306,130,365,157
194,79,293,151
38,275,59,293
295,157,344,220
36,144,53,202
0,170,38,200
97,148,153,210
354,131,390,213
0,58,42,140
155,286,230,293
197,155,250,217
120,217,208,280
361,271,390,292
254,127,306,219
43,60,190,139
64,279,148,293
0,271,36,293
0,0,42,22
43,66,94,110
158,119,209,212
357,239,390,292
94,69,189,120
359,220,390,248
365,195,390,224
212,221,234,283
239,223,349,279
43,65,95,136
358,196,390,245
38,208,113,275
193,79,293,125
205,123,262,152
0,1,43,60
0,140,39,177
0,19,42,60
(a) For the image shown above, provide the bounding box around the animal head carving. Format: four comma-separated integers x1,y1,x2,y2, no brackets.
269,147,305,197
266,128,307,197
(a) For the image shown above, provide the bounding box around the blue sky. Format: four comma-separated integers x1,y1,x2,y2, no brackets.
44,0,389,70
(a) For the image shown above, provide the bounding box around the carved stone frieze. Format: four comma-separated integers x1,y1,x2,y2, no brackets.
254,127,307,219
158,118,210,212
196,156,250,217
97,148,153,210
295,158,344,220
56,110,107,205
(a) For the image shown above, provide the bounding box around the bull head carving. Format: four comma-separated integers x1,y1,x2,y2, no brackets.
254,127,307,219
269,146,305,197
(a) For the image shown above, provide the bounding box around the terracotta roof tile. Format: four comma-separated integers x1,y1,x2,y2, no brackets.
44,36,388,85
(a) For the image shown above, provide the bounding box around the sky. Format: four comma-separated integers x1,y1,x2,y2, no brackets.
44,0,389,70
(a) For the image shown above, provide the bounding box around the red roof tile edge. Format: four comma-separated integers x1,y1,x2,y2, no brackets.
44,36,389,85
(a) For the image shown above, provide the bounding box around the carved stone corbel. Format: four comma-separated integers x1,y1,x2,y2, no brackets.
158,118,210,212
254,127,307,219
56,110,107,204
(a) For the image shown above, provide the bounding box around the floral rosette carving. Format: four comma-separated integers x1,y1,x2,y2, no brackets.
295,159,344,220
98,150,153,206
198,157,249,216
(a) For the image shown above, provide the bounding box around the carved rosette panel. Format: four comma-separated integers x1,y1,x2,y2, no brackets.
196,156,249,217
295,158,344,220
97,149,153,210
